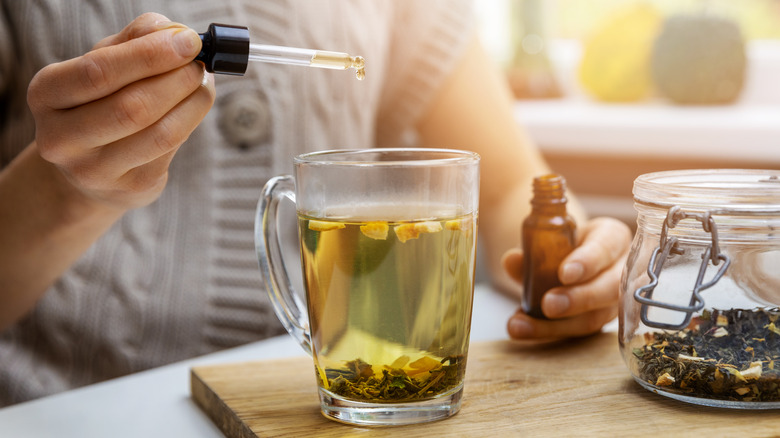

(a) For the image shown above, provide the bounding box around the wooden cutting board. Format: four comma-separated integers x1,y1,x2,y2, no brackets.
190,333,779,437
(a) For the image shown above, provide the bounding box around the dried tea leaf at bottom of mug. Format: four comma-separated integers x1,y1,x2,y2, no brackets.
388,355,411,370
406,356,443,376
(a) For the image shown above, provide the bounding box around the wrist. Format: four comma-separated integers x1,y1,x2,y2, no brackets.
20,143,126,229
0,144,126,329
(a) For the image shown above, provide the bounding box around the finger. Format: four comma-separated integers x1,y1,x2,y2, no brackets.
507,305,618,340
559,217,632,285
40,61,206,158
29,25,202,111
107,70,215,171
88,150,176,209
110,81,214,207
541,251,626,318
92,13,174,49
501,247,524,284
66,71,215,196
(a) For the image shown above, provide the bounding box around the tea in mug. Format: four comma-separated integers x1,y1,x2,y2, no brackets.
298,206,477,403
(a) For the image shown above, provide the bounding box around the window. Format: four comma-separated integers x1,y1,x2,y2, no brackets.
475,0,780,104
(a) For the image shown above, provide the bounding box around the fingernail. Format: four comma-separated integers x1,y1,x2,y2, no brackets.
561,262,584,284
200,66,212,87
173,28,200,56
544,293,570,317
508,318,533,338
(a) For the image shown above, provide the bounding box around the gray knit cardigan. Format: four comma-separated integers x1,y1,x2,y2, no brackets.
0,0,473,406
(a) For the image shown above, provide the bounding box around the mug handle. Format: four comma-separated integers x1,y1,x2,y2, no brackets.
254,175,312,355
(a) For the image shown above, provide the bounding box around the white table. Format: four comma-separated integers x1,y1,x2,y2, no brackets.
0,284,525,438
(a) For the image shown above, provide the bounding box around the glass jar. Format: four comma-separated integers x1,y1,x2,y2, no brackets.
620,169,780,409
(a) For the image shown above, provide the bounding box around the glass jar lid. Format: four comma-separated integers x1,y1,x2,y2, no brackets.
634,169,780,243
634,169,780,212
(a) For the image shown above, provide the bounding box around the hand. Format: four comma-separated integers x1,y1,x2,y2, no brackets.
27,13,215,212
501,217,632,339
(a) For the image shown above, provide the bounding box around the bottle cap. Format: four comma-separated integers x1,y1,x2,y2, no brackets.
196,23,249,75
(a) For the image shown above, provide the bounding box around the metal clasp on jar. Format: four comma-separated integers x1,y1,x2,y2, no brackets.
634,206,731,330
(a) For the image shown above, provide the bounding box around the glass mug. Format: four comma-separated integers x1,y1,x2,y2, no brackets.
255,148,480,425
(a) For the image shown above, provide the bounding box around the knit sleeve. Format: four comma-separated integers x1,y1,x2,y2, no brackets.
375,0,475,147
0,8,14,97
0,5,26,167
0,7,13,113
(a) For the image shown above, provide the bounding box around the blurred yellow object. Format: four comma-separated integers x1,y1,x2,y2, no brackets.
578,3,662,102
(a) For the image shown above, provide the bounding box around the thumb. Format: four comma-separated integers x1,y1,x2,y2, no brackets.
501,247,525,285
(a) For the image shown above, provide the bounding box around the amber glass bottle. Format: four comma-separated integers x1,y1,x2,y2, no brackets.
521,174,577,319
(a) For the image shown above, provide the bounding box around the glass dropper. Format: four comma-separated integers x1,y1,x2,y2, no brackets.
196,23,365,80
249,44,365,80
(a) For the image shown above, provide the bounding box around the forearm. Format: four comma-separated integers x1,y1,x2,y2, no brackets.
414,33,591,296
0,143,124,330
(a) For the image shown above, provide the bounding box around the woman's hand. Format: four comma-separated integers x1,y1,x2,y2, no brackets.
0,13,216,330
27,12,215,212
502,217,632,339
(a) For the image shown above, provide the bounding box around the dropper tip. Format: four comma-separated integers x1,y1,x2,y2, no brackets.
350,56,366,81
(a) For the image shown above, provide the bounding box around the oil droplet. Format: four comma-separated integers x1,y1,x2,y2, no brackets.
351,56,365,81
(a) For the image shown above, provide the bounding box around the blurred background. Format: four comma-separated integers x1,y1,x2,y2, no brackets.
473,0,780,229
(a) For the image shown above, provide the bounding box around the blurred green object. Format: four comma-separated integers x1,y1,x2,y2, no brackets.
651,14,747,105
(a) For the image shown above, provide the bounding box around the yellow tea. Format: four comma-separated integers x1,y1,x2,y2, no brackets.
298,206,477,403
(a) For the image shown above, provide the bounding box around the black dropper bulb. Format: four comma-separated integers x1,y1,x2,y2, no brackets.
195,23,249,75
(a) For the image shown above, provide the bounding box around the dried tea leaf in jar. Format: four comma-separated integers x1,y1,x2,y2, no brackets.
620,169,780,409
